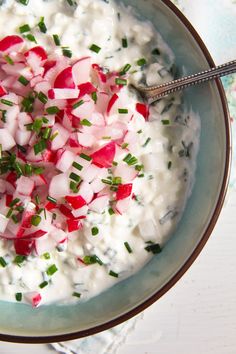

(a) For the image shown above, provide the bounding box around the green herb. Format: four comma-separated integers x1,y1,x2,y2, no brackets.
137,58,147,66
43,252,50,260
46,196,57,204
9,198,20,207
112,161,118,166
49,131,59,141
91,91,97,103
38,17,47,33
109,270,118,278
21,94,35,113
19,24,30,33
137,129,142,134
25,163,33,176
124,241,132,254
112,177,122,185
122,37,128,48
90,44,101,53
137,173,144,178
178,141,193,159
119,63,131,75
80,153,92,161
115,78,127,86
118,108,128,114
18,0,29,5
25,34,37,43
15,292,22,302
66,0,76,5
72,100,84,109
69,172,81,183
42,127,52,140
35,195,40,205
38,91,48,104
70,181,79,193
39,281,48,289
42,117,49,124
72,161,83,171
142,137,151,147
14,162,23,176
34,140,46,155
168,161,172,170
145,243,162,254
18,75,29,86
152,48,160,55
135,164,144,172
72,292,81,298
62,47,72,58
108,207,115,215
91,227,99,236
80,119,92,126
83,255,103,266
102,179,112,185
0,257,7,268
46,106,60,115
1,99,13,106
4,55,14,65
14,255,26,266
161,119,170,125
31,214,41,226
11,214,19,224
46,264,58,276
121,143,129,149
53,34,61,46
123,153,138,166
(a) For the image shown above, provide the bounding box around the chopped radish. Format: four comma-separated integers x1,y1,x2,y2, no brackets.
65,195,87,210
0,214,9,233
56,150,75,172
115,198,131,214
67,219,83,233
91,141,116,168
49,173,71,199
0,35,24,53
16,176,34,196
116,184,133,200
0,128,16,150
48,88,80,100
78,181,94,203
72,57,91,85
0,85,7,97
54,66,75,89
25,292,42,308
72,205,88,218
50,123,70,150
24,46,47,61
107,93,118,114
89,195,109,213
14,238,35,256
136,103,149,120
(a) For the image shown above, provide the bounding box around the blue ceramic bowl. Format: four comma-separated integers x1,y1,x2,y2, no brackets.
0,0,231,343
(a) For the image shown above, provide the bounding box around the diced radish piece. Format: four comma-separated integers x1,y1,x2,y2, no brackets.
72,95,94,119
89,195,109,213
77,132,95,148
51,228,67,243
0,85,7,97
114,163,137,183
72,205,88,218
54,66,75,89
123,131,139,152
90,177,106,193
24,46,47,61
0,35,24,53
78,82,96,98
49,173,70,199
107,93,118,114
56,150,75,172
34,80,51,94
116,184,133,200
30,174,47,186
59,204,74,218
15,129,31,146
89,112,105,126
18,112,32,130
81,164,102,183
77,181,94,203
2,63,32,79
92,64,107,87
91,141,116,168
0,179,6,194
25,292,42,308
35,235,56,255
16,176,34,196
50,123,70,150
72,57,91,85
67,219,83,233
116,198,131,214
95,92,109,114
65,195,87,210
14,238,35,256
72,155,92,172
0,214,9,233
0,128,16,150
48,88,80,100
3,105,19,136
22,230,48,239
136,103,149,120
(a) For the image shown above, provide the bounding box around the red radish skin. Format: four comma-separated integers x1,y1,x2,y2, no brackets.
0,35,24,53
116,184,133,200
54,66,75,89
67,219,83,232
91,142,116,168
65,195,87,210
24,46,48,61
14,238,35,256
136,103,149,120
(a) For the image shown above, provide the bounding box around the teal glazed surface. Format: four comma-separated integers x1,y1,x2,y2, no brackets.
0,0,230,340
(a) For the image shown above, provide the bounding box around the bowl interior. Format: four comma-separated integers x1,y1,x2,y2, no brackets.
0,0,229,341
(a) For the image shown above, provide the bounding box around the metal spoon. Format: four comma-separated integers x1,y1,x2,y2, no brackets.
133,59,236,104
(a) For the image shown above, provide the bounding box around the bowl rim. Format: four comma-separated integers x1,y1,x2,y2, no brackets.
0,0,232,344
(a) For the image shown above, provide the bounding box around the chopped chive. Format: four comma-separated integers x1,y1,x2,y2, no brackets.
145,243,162,254
49,131,59,141
1,99,13,106
112,161,118,166
39,281,48,289
14,162,23,176
38,17,47,33
33,166,45,175
161,119,170,125
62,47,72,58
80,119,92,127
122,37,128,48
46,196,57,204
0,110,6,123
14,255,26,266
118,108,128,114
168,161,172,170
102,136,111,140
19,24,30,33
142,137,151,147
123,153,138,166
66,0,76,5
137,58,147,66
46,106,60,115
115,78,127,86
15,292,22,302
102,179,112,185
69,172,81,183
32,118,43,133
83,255,103,265
4,55,14,65
119,63,131,75
72,100,84,109
18,0,29,4
80,153,92,161
42,127,52,140
70,181,79,193
112,177,122,185
138,173,144,178
121,142,128,149
124,241,132,253
25,34,37,43
137,129,143,134
91,91,97,103
91,227,99,236
34,140,47,155
31,214,41,227
108,207,115,215
11,214,19,224
53,34,61,46
43,252,50,260
152,48,161,55
18,75,29,86
0,257,7,268
73,292,81,298
135,164,144,172
109,270,118,278
46,264,58,276
42,117,49,124
25,163,32,176
9,198,20,207
72,161,83,171
35,195,40,205
90,44,101,53
38,91,48,104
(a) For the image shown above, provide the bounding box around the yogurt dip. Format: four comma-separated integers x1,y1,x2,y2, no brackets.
0,0,200,307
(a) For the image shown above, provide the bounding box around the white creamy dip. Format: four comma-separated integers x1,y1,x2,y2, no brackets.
0,0,200,306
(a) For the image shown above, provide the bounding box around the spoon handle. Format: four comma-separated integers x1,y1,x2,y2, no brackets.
142,60,236,104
